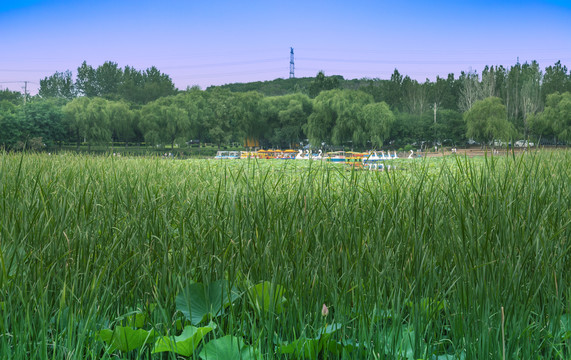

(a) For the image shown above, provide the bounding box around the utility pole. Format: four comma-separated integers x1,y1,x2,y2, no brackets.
23,81,28,105
289,47,295,79
433,102,437,147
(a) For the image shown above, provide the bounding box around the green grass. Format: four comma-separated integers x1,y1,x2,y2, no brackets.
0,151,569,359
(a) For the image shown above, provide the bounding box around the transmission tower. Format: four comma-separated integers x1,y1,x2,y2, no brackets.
289,47,295,78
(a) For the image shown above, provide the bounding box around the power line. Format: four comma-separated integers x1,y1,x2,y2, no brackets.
161,58,285,70
177,68,285,80
297,57,571,65
0,69,57,72
0,81,38,84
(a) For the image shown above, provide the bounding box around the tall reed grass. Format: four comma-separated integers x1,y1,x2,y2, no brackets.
0,150,569,359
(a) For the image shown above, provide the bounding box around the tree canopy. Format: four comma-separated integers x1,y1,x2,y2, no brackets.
2,59,570,151
464,97,513,145
537,92,571,143
40,61,176,104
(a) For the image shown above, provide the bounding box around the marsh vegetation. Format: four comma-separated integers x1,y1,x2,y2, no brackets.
0,151,569,359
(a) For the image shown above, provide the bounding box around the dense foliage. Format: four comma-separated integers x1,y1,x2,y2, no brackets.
0,60,570,152
0,151,569,359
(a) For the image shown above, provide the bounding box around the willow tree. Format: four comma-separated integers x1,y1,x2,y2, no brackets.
106,100,135,148
359,101,395,148
541,92,571,145
140,97,189,149
63,97,90,149
83,98,111,151
306,89,373,148
464,97,513,147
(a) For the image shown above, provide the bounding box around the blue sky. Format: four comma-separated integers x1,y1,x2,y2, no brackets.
1,0,570,94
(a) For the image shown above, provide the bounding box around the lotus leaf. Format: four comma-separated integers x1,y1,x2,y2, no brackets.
176,279,240,325
561,314,571,340
199,335,260,360
97,326,159,352
153,323,215,356
278,323,344,359
248,281,286,314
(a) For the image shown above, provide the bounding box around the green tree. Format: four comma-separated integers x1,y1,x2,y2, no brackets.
83,98,111,150
119,65,145,104
432,109,465,146
140,97,190,149
260,93,312,148
360,78,386,103
0,100,21,149
276,93,312,148
384,69,404,110
306,92,336,147
63,97,111,150
139,102,161,146
0,89,23,105
505,62,523,128
120,65,177,104
75,61,99,97
330,90,373,147
520,61,543,136
458,70,483,112
140,66,177,103
527,112,553,143
402,77,429,116
481,66,500,98
308,71,341,98
63,97,90,149
259,96,284,147
428,73,459,112
306,89,372,148
390,111,432,148
540,92,571,144
75,61,176,102
360,101,395,148
204,88,234,149
39,70,76,99
163,102,190,149
106,100,135,147
96,61,123,99
464,97,513,147
232,91,265,146
542,61,569,101
178,88,208,143
17,99,66,147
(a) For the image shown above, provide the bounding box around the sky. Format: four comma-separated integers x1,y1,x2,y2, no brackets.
1,0,570,95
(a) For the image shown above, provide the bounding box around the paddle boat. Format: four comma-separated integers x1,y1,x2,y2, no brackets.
215,151,240,159
276,149,297,159
214,151,228,159
295,149,311,160
327,151,346,163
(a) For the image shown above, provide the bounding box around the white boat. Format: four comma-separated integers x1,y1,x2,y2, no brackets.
228,151,241,159
215,151,240,159
215,151,228,159
295,149,311,160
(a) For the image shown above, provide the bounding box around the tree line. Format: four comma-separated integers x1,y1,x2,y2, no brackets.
0,60,570,152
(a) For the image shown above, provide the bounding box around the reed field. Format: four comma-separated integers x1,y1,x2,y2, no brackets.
0,150,570,359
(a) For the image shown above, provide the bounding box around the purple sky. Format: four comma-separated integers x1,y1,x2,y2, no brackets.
1,0,570,95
